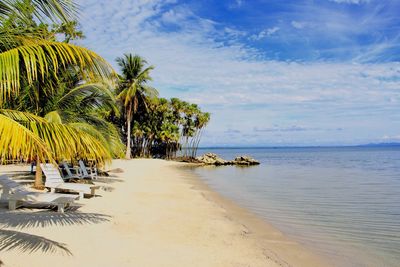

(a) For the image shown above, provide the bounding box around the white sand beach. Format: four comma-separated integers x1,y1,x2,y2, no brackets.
0,159,328,267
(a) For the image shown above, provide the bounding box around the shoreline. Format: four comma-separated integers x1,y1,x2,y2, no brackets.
177,164,330,267
0,159,329,266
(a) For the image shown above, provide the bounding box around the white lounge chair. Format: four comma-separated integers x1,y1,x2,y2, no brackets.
78,160,98,180
41,163,99,198
0,175,78,213
62,162,82,180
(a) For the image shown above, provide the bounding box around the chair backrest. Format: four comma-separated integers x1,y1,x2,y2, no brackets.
78,160,90,176
40,163,64,185
0,175,28,195
62,162,74,177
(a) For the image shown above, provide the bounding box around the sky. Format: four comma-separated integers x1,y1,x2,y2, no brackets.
75,0,400,147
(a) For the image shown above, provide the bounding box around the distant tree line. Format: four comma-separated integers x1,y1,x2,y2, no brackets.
114,54,210,159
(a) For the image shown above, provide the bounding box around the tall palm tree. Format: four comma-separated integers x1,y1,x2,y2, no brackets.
116,53,157,159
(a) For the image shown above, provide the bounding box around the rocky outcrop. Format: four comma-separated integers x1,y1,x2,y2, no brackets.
196,153,228,165
232,156,260,166
196,153,260,166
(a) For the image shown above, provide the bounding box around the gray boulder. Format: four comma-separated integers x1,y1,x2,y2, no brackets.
196,153,228,165
233,156,260,165
196,153,260,166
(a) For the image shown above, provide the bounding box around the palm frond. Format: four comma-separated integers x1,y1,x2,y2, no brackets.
68,122,108,148
142,85,158,98
0,1,12,18
57,82,115,111
59,112,123,157
44,110,62,123
0,109,112,163
0,113,52,162
1,0,77,23
30,0,78,23
0,39,114,103
136,66,154,83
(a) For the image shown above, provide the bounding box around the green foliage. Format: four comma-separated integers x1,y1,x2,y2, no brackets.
0,0,120,190
118,93,210,159
115,53,157,158
0,0,210,170
114,54,211,159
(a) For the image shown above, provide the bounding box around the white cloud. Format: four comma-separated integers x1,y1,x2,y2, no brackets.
280,3,399,62
291,20,307,29
250,27,280,40
76,0,400,146
382,135,400,140
161,7,192,25
266,27,280,35
228,0,244,9
329,0,370,4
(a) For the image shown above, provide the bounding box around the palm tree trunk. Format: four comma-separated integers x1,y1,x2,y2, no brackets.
34,157,44,189
125,112,132,159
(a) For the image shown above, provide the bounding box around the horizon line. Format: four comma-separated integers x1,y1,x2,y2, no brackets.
198,142,400,149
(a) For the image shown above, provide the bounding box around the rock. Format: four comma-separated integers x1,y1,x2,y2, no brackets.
233,156,260,165
196,153,228,165
196,153,260,166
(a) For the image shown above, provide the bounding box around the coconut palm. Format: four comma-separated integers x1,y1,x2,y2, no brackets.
116,53,157,159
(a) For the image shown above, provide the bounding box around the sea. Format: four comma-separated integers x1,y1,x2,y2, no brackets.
191,146,400,267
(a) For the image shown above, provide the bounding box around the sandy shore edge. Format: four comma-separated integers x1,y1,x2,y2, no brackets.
175,164,330,267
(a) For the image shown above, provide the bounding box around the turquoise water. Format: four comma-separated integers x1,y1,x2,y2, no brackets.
192,147,400,267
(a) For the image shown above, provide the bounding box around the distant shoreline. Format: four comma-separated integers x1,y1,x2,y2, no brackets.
198,143,400,149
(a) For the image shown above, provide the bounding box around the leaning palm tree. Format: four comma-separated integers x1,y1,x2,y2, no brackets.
116,54,157,159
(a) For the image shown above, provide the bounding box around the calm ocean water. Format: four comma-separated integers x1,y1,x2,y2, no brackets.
192,147,400,267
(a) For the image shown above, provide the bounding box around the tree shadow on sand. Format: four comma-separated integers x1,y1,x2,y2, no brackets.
95,176,124,184
0,208,111,256
0,209,111,229
0,228,71,255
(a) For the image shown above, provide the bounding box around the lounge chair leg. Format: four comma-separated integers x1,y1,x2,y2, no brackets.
57,203,65,213
79,192,84,199
50,188,55,193
1,188,10,200
91,188,96,197
9,200,17,210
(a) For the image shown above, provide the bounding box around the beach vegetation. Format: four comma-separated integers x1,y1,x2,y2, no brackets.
0,0,117,187
115,53,157,159
0,0,210,182
114,53,210,159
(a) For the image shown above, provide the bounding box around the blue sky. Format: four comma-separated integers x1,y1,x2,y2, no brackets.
76,0,400,146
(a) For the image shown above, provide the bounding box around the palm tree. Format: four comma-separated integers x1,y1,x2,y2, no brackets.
0,0,115,187
116,54,157,159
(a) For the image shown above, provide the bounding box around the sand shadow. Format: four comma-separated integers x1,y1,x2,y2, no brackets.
95,176,124,184
0,209,111,229
0,228,71,255
0,210,111,255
